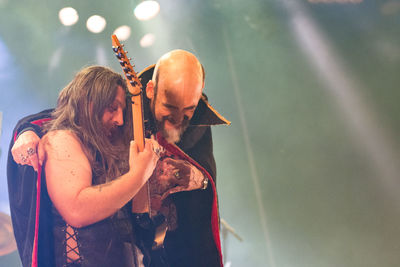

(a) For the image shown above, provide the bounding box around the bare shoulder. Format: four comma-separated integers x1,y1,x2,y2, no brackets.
44,129,77,142
43,130,87,162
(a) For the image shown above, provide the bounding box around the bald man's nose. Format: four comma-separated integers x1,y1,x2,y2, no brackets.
169,113,184,126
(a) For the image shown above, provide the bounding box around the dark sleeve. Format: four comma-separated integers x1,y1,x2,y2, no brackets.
6,109,54,267
165,127,221,267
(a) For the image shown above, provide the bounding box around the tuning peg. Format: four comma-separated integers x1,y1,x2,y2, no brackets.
126,73,133,80
123,67,130,73
130,80,138,86
119,60,125,66
112,47,118,53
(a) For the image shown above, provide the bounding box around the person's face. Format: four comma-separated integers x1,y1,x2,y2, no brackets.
148,74,203,143
101,85,126,137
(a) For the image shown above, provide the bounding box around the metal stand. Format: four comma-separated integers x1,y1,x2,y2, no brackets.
220,218,243,266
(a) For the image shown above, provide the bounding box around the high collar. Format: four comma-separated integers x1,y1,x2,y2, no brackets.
137,64,231,132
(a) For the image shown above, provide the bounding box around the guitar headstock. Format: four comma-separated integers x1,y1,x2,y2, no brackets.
111,35,142,96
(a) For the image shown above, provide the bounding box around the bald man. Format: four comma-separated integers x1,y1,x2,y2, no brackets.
8,50,230,267
146,50,205,144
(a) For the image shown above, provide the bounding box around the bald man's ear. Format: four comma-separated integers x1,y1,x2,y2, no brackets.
146,80,154,99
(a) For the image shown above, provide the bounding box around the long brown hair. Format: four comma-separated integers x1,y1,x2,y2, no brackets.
46,66,131,183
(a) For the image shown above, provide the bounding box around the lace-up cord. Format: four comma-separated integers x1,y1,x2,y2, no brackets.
65,225,82,265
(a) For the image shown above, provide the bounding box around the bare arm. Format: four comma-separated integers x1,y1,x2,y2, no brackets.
44,130,159,228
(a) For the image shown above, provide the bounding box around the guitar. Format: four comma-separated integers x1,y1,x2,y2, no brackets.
111,35,151,215
112,35,170,250
111,36,209,250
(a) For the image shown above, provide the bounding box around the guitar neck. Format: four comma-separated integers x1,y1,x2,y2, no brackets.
130,92,145,152
111,34,150,213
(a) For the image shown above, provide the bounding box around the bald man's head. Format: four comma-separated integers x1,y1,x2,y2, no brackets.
146,49,205,143
152,49,205,95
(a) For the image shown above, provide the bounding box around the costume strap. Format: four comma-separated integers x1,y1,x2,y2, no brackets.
23,118,50,267
31,164,41,267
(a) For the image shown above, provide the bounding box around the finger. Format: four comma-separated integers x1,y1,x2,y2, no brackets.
130,140,139,157
15,149,27,165
37,141,45,166
146,138,157,147
144,139,155,154
11,147,21,164
30,154,39,172
19,153,29,166
149,139,163,156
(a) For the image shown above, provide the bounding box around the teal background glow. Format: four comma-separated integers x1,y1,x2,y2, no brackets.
1,0,400,266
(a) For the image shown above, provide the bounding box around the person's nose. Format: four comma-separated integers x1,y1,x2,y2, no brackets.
113,109,124,126
170,112,184,126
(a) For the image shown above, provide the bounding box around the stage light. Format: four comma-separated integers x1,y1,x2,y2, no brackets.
134,0,160,21
113,25,131,41
140,33,156,47
86,15,106,33
59,7,79,26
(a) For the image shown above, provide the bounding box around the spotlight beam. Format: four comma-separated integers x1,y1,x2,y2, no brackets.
222,25,277,267
280,0,400,200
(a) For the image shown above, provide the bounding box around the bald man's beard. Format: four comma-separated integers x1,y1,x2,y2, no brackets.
151,97,189,143
155,117,189,144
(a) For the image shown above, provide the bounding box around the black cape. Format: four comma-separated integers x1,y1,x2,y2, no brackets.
7,65,230,267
